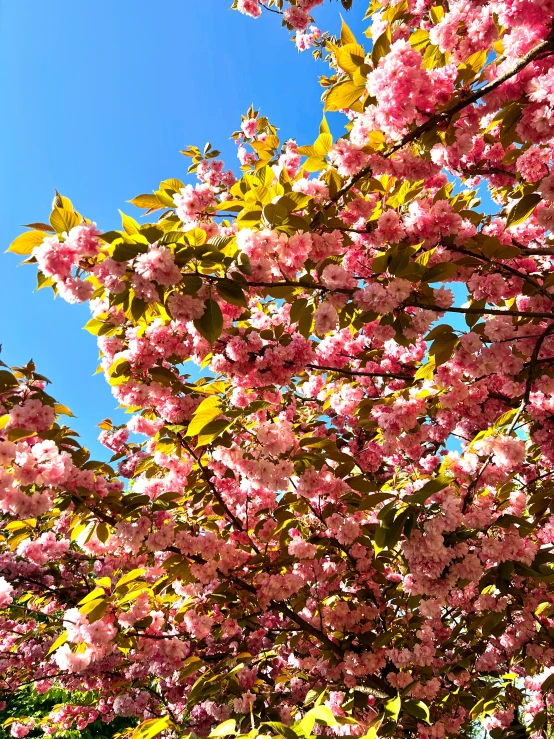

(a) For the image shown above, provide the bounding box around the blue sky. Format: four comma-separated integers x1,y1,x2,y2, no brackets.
1,1,370,459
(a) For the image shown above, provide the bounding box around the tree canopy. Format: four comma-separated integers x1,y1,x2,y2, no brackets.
3,1,554,738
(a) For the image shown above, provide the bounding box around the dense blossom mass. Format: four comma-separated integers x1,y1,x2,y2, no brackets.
3,0,554,738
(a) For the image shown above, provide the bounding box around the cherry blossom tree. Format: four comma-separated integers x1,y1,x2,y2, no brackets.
3,0,554,738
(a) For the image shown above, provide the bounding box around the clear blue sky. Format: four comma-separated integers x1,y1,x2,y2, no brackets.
0,1,369,459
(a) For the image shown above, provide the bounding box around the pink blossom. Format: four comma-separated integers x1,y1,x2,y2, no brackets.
236,0,261,18
134,245,182,287
167,293,206,322
283,6,310,30
241,118,259,137
314,302,338,334
0,576,14,607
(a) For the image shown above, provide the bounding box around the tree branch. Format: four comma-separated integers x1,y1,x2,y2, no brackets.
407,302,554,320
307,363,411,380
321,36,554,209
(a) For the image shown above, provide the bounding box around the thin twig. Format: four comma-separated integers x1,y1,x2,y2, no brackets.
307,363,411,380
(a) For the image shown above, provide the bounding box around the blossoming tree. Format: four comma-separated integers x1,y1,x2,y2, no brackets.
3,0,554,737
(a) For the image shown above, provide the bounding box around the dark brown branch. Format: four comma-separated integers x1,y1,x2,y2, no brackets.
307,363,411,380
451,245,554,304
179,435,259,553
180,272,353,295
463,322,554,508
261,2,283,14
523,323,554,404
407,302,554,320
459,167,517,179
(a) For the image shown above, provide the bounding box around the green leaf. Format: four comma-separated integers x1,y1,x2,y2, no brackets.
340,15,357,44
209,719,236,738
50,207,81,234
297,705,337,737
371,253,389,273
290,298,309,324
194,299,223,345
0,370,19,391
119,210,141,235
115,568,146,590
506,193,541,228
324,80,365,112
128,194,163,209
130,716,172,739
47,631,68,655
404,700,430,724
414,361,435,381
216,279,247,307
372,28,391,66
196,418,231,447
187,396,223,437
7,429,36,442
335,43,366,76
384,694,401,721
423,262,459,282
7,230,47,255
298,303,314,338
112,241,148,261
404,475,450,504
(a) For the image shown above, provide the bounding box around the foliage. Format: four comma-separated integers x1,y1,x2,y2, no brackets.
0,686,134,739
3,0,554,738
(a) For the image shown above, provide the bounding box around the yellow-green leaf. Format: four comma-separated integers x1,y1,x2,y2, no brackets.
335,43,366,76
78,588,106,606
210,719,236,738
193,299,223,345
8,230,47,255
130,715,172,739
128,194,163,209
314,133,333,155
302,156,328,173
185,227,207,246
414,361,435,381
404,699,430,724
54,403,75,417
506,193,541,228
50,208,81,234
119,210,141,235
385,694,401,721
324,80,365,112
47,631,68,655
372,28,391,66
116,568,146,590
297,705,337,737
187,396,222,437
196,418,232,447
340,15,357,44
